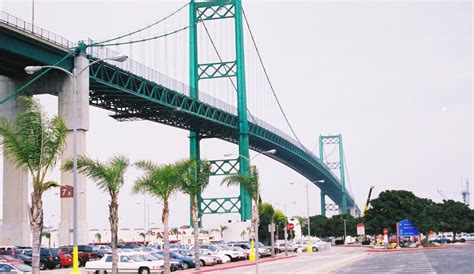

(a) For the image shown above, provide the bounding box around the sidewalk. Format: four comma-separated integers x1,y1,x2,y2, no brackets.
181,254,297,273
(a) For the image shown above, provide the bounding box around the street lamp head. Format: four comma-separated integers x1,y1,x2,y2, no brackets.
265,149,277,154
24,66,43,74
109,55,128,62
313,180,325,184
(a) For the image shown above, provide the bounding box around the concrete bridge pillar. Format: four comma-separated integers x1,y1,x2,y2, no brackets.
0,75,31,246
58,52,89,246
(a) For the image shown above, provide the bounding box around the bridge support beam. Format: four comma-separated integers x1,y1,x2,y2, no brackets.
0,76,31,246
58,52,89,246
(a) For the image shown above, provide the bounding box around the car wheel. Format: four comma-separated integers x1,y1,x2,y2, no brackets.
312,247,318,252
226,255,232,262
55,263,61,269
182,263,188,269
200,260,205,267
139,267,151,274
39,262,47,270
78,258,84,267
95,271,107,274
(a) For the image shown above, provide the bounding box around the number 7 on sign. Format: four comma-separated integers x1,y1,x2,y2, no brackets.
60,185,74,198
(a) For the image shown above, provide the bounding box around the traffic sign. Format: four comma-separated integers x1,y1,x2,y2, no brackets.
287,223,294,231
357,223,365,235
60,185,73,198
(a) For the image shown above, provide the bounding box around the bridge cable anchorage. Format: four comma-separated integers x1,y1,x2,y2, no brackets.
0,51,75,105
89,2,189,47
242,8,310,154
200,19,260,126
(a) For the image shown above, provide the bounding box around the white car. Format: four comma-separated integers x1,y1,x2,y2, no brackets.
459,233,474,241
194,244,239,261
0,262,32,273
200,248,231,263
85,253,163,274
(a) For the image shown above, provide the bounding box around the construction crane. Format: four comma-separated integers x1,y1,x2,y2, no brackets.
363,186,375,214
437,189,448,201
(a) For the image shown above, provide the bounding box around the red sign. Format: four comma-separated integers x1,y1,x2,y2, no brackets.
287,223,294,231
357,223,365,235
60,185,74,198
383,228,388,235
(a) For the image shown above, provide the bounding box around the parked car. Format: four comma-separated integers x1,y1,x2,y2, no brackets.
0,254,23,263
59,245,100,266
227,246,247,260
197,244,238,261
155,251,195,269
429,236,451,244
200,248,230,264
458,233,474,241
174,249,217,267
23,248,61,270
85,253,163,274
275,242,297,252
145,252,183,272
0,262,32,273
58,252,72,268
0,246,17,256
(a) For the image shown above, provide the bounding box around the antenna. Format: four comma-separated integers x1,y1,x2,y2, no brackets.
462,179,470,206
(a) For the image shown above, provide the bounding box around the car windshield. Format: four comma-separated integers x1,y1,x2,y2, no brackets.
207,246,218,251
12,263,32,272
170,252,184,259
152,253,164,259
257,243,265,248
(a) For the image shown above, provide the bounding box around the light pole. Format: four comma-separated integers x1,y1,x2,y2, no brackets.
275,201,296,256
289,180,324,238
223,148,276,274
25,53,127,274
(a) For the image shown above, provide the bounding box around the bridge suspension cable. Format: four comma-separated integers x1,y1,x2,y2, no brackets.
242,8,309,153
90,2,189,47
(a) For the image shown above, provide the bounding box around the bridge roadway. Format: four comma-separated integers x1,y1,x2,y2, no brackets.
0,11,358,213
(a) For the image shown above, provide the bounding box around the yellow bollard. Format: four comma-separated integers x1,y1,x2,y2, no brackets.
249,240,256,261
307,245,313,253
71,246,81,274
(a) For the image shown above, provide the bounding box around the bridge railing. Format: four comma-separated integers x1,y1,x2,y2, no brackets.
0,11,74,49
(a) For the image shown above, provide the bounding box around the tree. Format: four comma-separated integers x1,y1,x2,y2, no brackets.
176,159,210,270
325,214,358,238
273,210,286,240
258,202,275,245
222,166,261,249
364,190,430,235
139,232,146,242
63,155,129,274
436,200,473,241
170,228,179,240
212,225,228,239
241,229,247,240
95,232,102,243
309,215,328,237
41,231,51,248
0,96,67,274
133,160,181,274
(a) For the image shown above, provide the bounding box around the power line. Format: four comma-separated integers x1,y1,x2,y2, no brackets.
242,8,308,153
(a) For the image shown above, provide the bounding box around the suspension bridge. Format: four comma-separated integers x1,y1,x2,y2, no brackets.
0,0,359,246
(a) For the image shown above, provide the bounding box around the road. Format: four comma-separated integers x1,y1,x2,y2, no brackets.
334,244,474,273
216,246,367,274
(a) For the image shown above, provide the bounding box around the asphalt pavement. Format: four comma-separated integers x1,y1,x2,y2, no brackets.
334,244,474,273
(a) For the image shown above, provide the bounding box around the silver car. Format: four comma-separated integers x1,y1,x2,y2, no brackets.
174,249,218,266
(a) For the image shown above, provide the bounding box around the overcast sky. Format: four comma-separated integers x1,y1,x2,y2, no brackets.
0,0,472,231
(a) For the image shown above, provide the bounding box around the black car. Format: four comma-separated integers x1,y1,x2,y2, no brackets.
24,248,60,270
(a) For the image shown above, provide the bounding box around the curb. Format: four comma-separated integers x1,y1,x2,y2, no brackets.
368,244,464,253
186,255,297,273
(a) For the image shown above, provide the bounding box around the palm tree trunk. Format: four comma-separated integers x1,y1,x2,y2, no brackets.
163,199,171,274
109,198,119,274
192,195,200,270
30,191,43,274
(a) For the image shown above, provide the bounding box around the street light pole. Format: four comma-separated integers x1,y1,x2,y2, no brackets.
25,53,127,274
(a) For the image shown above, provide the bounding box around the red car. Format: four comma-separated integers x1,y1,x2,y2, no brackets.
58,252,72,268
0,255,23,263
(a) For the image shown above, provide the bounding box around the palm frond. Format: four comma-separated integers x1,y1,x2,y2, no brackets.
41,180,60,192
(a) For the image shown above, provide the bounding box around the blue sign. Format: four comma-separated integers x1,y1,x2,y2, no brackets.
397,219,419,237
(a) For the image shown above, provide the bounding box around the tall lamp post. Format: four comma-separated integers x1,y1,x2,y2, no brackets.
289,180,324,238
25,53,127,274
223,148,276,274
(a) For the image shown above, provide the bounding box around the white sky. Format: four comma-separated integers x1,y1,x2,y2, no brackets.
0,0,472,231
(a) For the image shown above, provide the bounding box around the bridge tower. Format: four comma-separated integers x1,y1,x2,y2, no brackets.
189,0,252,225
319,134,348,215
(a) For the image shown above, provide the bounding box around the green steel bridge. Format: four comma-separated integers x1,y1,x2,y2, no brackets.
0,2,360,222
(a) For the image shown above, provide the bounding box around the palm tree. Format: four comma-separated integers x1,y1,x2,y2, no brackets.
63,155,129,274
42,231,51,248
176,159,211,270
241,229,247,240
95,232,102,243
139,232,146,242
0,96,67,274
133,160,181,274
222,166,261,255
212,225,228,239
170,228,179,240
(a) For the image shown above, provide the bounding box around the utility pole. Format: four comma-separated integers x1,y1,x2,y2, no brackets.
462,179,470,207
343,219,347,245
